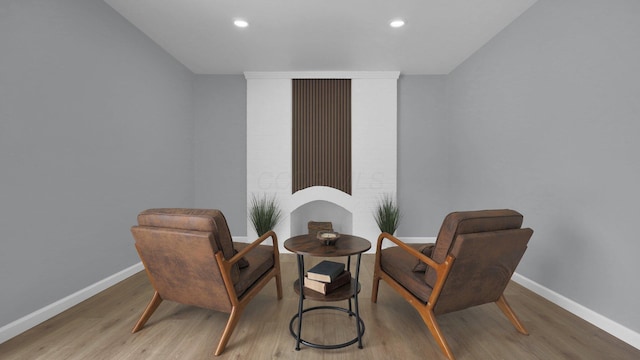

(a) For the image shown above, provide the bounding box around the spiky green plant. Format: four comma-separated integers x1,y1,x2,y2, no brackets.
374,194,401,234
249,193,283,236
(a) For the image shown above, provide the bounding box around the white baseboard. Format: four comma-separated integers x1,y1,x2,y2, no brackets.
0,262,144,345
380,236,437,250
512,273,640,350
397,236,437,244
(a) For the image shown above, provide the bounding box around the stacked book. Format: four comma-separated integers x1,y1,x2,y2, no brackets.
304,260,351,295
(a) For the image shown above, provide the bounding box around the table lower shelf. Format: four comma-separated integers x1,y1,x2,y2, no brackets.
293,279,361,301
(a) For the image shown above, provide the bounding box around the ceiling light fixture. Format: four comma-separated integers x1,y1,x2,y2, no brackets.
389,19,405,28
234,19,249,28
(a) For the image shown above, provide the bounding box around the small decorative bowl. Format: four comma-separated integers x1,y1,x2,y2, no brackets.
317,231,340,246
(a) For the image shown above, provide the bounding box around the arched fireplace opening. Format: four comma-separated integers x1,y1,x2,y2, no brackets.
290,200,353,236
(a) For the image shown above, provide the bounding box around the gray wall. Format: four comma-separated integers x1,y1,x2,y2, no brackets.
396,75,451,236
0,0,194,327
446,0,640,332
193,75,247,235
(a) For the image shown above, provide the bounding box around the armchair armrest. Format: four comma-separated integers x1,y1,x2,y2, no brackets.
376,232,440,272
228,230,279,266
375,232,455,306
216,230,281,301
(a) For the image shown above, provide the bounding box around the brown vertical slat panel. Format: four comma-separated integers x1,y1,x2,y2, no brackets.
292,79,351,195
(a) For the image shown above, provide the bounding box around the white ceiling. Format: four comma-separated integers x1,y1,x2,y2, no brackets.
104,0,537,75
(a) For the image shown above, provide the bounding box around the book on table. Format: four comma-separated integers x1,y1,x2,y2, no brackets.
306,260,345,283
304,270,351,295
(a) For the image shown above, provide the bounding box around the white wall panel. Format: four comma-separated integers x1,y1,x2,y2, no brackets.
246,72,398,251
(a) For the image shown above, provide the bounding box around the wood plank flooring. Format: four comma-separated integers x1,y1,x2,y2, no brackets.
1,254,638,359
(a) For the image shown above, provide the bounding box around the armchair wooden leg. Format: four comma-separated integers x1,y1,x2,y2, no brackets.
132,291,163,333
214,306,244,356
420,309,455,360
495,294,529,335
371,272,381,303
275,272,283,300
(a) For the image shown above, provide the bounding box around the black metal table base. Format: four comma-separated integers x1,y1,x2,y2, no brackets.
284,237,371,352
289,305,365,350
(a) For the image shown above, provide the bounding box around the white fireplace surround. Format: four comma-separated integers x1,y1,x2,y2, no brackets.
245,71,399,253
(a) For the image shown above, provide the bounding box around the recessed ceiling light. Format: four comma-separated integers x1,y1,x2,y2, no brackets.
389,19,405,28
234,19,249,28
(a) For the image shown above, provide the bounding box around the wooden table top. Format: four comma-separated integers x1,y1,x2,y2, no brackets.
284,234,371,257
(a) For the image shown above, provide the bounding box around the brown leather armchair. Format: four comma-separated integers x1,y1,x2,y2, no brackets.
130,208,283,356
372,209,533,360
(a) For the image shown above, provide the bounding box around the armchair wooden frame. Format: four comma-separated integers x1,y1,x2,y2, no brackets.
371,232,528,360
132,230,283,356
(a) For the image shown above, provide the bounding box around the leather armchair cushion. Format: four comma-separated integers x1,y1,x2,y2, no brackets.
233,248,250,268
233,242,275,297
426,210,523,287
380,244,433,303
433,228,532,314
138,208,221,231
412,243,435,272
137,208,245,283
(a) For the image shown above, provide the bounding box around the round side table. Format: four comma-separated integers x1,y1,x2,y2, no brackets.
284,234,371,350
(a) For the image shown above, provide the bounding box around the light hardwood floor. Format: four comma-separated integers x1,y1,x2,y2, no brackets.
1,254,638,359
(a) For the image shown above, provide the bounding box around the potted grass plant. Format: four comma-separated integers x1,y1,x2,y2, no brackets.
373,193,401,235
249,193,283,236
